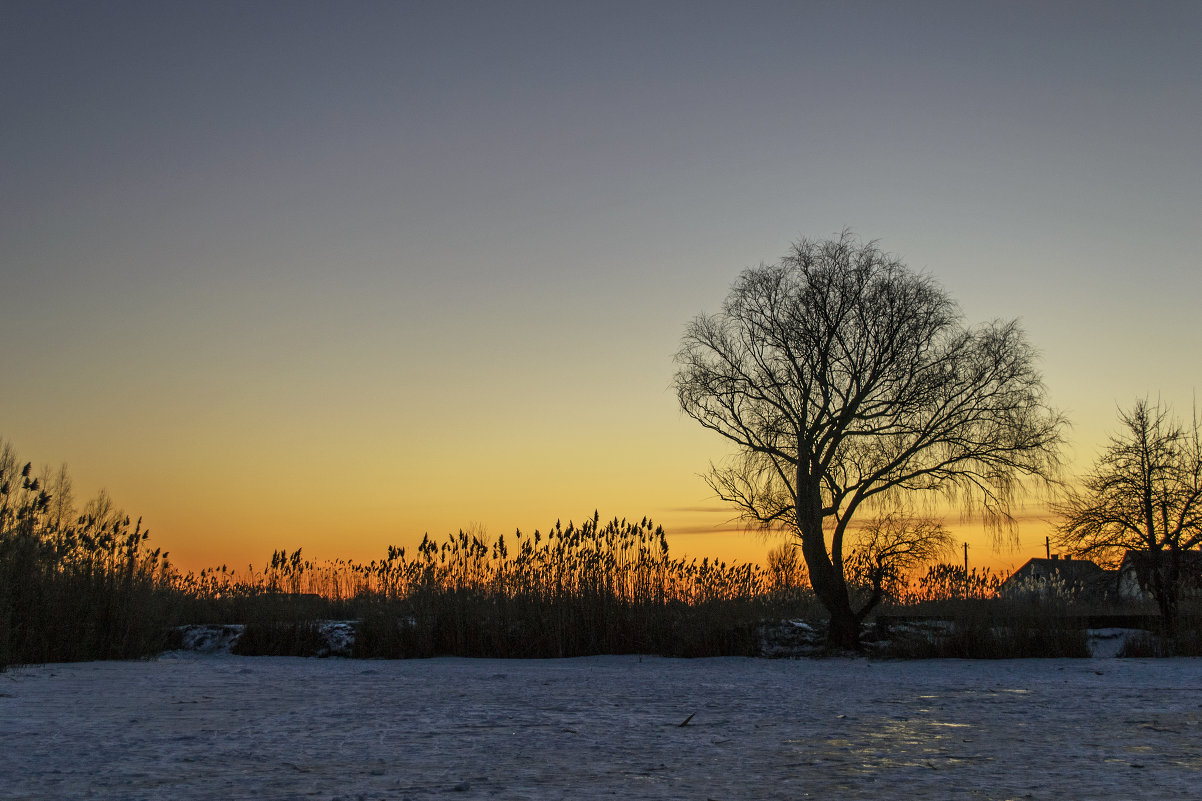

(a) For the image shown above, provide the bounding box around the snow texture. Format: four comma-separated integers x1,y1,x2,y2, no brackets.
172,621,357,657
169,620,1147,659
3,654,1202,799
174,624,244,654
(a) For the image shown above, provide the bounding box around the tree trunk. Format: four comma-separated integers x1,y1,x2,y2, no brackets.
802,545,859,649
1155,550,1181,648
825,601,861,650
796,484,860,650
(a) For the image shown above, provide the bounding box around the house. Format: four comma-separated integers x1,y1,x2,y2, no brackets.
999,555,1114,601
1116,550,1202,603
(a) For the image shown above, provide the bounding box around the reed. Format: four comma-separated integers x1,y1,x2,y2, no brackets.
1,438,816,664
0,447,174,668
878,610,1091,659
333,514,795,658
11,438,1129,664
168,513,803,657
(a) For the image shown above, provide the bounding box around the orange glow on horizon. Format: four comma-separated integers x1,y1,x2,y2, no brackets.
148,498,1056,582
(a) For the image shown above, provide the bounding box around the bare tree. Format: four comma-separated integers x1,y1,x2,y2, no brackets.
765,541,808,590
1055,399,1202,633
673,232,1064,649
846,513,953,615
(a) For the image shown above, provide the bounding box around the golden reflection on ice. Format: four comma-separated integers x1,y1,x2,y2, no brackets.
796,714,985,773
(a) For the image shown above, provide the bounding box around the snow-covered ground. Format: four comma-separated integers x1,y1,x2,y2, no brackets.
3,654,1201,800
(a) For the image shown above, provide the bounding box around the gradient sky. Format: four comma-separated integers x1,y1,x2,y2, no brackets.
3,1,1200,574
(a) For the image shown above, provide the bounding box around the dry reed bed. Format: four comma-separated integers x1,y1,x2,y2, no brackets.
7,450,1184,664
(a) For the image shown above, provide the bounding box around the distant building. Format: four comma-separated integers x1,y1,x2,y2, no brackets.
1116,550,1202,603
999,555,1113,601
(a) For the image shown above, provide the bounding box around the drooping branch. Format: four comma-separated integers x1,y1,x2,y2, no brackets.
673,231,1066,648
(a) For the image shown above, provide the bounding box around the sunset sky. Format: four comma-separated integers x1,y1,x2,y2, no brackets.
3,1,1200,575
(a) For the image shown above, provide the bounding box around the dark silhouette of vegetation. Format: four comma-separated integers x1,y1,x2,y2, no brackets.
845,514,954,617
231,620,330,657
674,231,1064,649
900,562,1006,604
879,612,1090,659
875,562,1103,659
1117,625,1202,657
0,440,174,669
0,438,824,665
12,434,1191,664
1055,399,1202,643
336,515,791,658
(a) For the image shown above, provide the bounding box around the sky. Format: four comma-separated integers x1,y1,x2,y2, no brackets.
2,0,1200,575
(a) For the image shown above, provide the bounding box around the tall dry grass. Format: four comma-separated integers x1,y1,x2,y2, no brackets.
20,436,1147,663
1,434,824,664
191,514,821,658
875,563,1096,659
0,444,174,668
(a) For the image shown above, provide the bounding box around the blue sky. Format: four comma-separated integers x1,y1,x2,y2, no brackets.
3,1,1200,570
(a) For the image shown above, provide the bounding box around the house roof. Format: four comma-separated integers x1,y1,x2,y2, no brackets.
1008,557,1105,580
999,556,1110,595
1119,549,1202,569
1119,549,1202,582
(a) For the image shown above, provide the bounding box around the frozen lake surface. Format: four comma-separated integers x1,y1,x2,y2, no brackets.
3,653,1202,799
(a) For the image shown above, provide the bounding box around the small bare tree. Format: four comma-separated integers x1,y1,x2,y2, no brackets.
674,232,1064,648
1055,399,1202,633
766,541,808,590
846,513,953,615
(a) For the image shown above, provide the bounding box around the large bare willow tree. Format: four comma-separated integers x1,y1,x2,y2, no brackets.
674,232,1065,648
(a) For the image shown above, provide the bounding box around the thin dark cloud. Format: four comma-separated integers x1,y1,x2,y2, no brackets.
952,510,1057,527
663,524,748,536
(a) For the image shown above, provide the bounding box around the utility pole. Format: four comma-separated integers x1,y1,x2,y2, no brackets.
1045,536,1050,559
963,542,969,598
